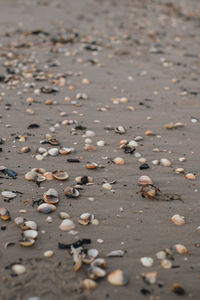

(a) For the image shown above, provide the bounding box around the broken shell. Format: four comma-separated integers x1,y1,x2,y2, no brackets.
138,175,153,186
82,279,96,290
107,270,129,286
48,148,59,156
96,140,105,147
0,207,10,220
44,172,53,180
38,203,56,214
12,264,26,275
88,266,106,280
128,140,138,147
141,272,157,285
140,185,157,199
140,257,154,267
43,188,59,204
52,170,69,181
160,158,171,167
86,162,98,169
113,157,125,165
2,191,16,199
21,146,31,153
44,250,54,257
58,212,70,219
107,250,125,257
91,258,106,268
161,259,172,269
152,160,160,165
59,147,74,155
19,237,35,247
175,168,184,174
115,126,126,134
64,186,80,198
185,173,196,180
14,217,25,228
23,230,38,239
75,176,93,184
174,244,188,254
171,214,185,226
59,219,75,231
88,249,99,259
102,183,112,190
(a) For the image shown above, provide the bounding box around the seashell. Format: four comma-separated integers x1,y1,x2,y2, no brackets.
160,259,172,269
43,188,59,204
138,175,153,186
96,140,105,147
141,272,157,285
152,160,160,165
172,283,185,295
23,230,38,239
23,221,37,230
138,158,147,164
44,172,53,180
91,219,99,225
115,126,126,134
59,147,74,155
86,162,98,169
75,176,93,185
35,154,44,161
84,144,96,151
25,171,37,181
32,168,46,174
88,266,106,280
86,130,95,137
48,148,59,156
185,173,195,180
91,258,106,268
128,140,138,147
88,249,99,259
106,250,125,257
38,203,56,214
179,157,186,162
195,226,200,232
175,168,184,174
156,251,166,260
58,212,70,219
0,207,10,220
44,250,54,257
171,214,185,226
19,237,35,247
37,147,47,154
113,157,125,165
145,130,153,136
82,279,96,290
160,158,171,167
107,270,129,286
174,244,188,254
21,146,31,153
52,170,69,181
140,257,154,267
36,174,46,182
102,183,112,190
135,136,143,142
14,217,25,228
12,264,26,275
73,251,82,272
140,185,157,199
59,219,75,231
2,191,16,199
46,216,52,223
85,138,92,144
64,186,80,198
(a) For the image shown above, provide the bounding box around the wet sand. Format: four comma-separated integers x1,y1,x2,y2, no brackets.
0,0,200,299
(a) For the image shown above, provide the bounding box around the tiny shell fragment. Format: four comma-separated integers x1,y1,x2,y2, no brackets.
171,214,185,226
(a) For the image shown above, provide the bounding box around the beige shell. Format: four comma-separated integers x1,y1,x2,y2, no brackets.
43,188,59,204
0,207,10,220
107,270,129,286
12,264,26,275
82,279,96,290
88,266,106,280
86,162,98,169
38,203,56,214
52,171,69,181
185,173,196,180
59,219,75,231
113,157,125,165
171,214,185,226
23,230,38,240
19,238,35,247
174,244,188,254
160,259,172,269
138,175,153,186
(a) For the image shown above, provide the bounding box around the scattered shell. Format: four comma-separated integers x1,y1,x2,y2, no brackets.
107,250,125,257
75,176,93,185
19,237,35,247
161,259,172,269
102,183,112,190
128,140,138,147
86,130,95,137
140,257,154,267
64,186,80,198
43,188,59,204
59,147,74,155
107,270,129,286
12,264,26,275
88,249,99,259
138,175,153,186
52,170,69,181
88,266,106,280
113,157,125,165
79,213,94,226
44,250,54,257
156,251,166,260
0,207,10,220
174,244,188,254
21,146,31,153
179,157,186,162
38,203,56,214
86,162,98,169
152,160,159,165
115,126,126,134
160,158,171,167
23,230,38,239
2,191,17,199
141,272,157,285
48,148,59,156
14,217,25,228
82,279,96,290
91,258,106,268
59,219,75,231
44,172,53,180
59,212,70,219
24,221,37,230
96,140,105,147
171,214,185,226
185,173,196,180
175,168,184,174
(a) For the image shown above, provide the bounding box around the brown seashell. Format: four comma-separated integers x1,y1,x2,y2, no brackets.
185,173,196,180
52,170,69,181
107,270,129,286
0,207,10,220
138,175,153,186
19,237,35,247
174,244,188,254
113,157,125,165
86,162,98,169
21,146,31,153
82,279,96,290
44,172,53,180
43,188,59,204
171,214,185,226
84,145,96,151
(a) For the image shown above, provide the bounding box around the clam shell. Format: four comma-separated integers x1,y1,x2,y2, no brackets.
138,175,153,186
128,140,138,147
48,148,59,156
140,257,154,267
113,157,125,165
59,147,74,155
24,221,37,230
52,170,69,181
106,250,125,257
86,130,95,137
88,266,106,280
88,248,99,259
171,214,185,226
82,279,96,290
141,272,157,285
91,258,106,268
59,219,75,231
115,126,126,134
156,251,166,260
19,238,35,247
102,183,112,190
160,158,171,167
96,140,105,147
174,244,188,254
185,173,196,180
14,217,25,228
23,230,38,239
64,186,79,198
161,259,172,269
43,188,59,204
44,172,53,180
107,270,129,286
58,212,70,219
38,203,56,214
86,162,98,169
0,207,10,220
12,264,26,275
44,250,54,257
2,191,16,199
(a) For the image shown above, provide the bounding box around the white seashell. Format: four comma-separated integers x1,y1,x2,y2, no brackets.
138,175,153,186
174,244,188,254
152,160,159,165
88,248,99,258
59,212,70,219
115,126,126,134
2,191,16,199
135,152,141,158
113,157,125,165
171,214,185,226
38,203,56,214
134,136,143,142
86,130,95,137
25,171,37,181
80,213,91,220
138,157,146,164
43,188,59,204
102,183,112,190
107,250,125,257
128,140,138,147
48,148,59,156
23,230,38,239
82,279,96,290
59,219,75,231
160,158,171,167
85,138,92,144
195,226,200,232
160,259,172,269
185,173,195,180
156,251,166,260
12,264,26,275
107,270,129,286
179,157,186,162
38,147,47,154
96,140,105,147
140,257,154,267
88,266,106,279
46,216,53,223
24,221,37,230
35,154,44,161
44,250,54,257
14,217,25,227
175,168,184,174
